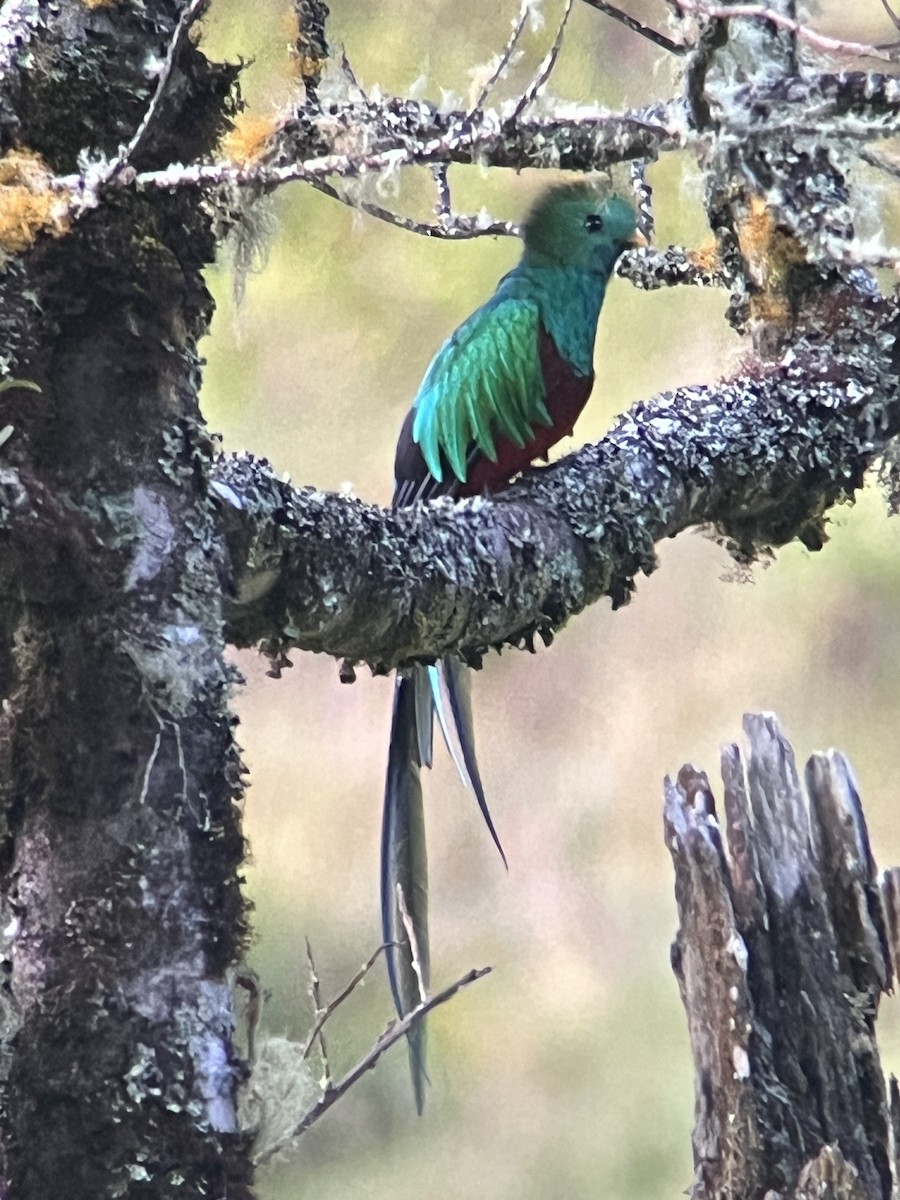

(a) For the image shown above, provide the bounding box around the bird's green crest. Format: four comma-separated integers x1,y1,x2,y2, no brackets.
522,182,637,273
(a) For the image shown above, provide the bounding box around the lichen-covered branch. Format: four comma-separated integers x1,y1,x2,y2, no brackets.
0,0,898,1188
665,713,894,1199
214,289,900,672
124,102,680,195
618,243,725,289
674,0,897,62
69,71,900,210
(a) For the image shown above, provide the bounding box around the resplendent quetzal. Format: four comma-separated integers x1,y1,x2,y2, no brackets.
382,182,638,1111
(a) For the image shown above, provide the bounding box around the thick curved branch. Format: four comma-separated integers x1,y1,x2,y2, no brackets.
214,293,899,673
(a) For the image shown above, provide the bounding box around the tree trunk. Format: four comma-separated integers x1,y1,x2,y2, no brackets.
0,3,253,1194
666,713,895,1200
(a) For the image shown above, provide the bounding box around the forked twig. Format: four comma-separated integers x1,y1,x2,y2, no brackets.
309,0,535,241
306,176,517,240
300,942,391,1062
510,0,575,119
469,0,532,114
254,965,492,1163
303,938,332,1087
109,0,209,180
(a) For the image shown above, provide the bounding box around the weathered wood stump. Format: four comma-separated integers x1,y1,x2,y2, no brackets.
665,713,899,1200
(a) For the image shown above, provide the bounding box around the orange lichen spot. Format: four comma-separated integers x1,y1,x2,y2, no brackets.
291,51,326,82
281,8,301,41
83,0,120,9
0,148,70,255
736,195,806,348
688,241,721,274
736,195,806,291
748,292,792,326
220,114,282,167
736,195,775,263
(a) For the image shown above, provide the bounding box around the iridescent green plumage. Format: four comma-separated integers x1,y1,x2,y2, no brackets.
413,300,547,481
409,185,637,485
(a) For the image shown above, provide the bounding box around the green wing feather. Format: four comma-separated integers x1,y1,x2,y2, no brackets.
412,298,547,484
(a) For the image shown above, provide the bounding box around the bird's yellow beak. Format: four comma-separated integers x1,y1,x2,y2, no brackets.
631,230,649,248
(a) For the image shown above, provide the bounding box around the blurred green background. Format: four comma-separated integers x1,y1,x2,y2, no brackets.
198,2,900,1196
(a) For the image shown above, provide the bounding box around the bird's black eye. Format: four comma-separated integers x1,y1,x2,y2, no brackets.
585,214,605,233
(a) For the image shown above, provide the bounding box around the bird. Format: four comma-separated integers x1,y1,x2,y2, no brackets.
382,181,639,1112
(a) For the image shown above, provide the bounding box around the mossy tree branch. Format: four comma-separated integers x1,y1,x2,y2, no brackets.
216,290,900,671
0,0,898,1194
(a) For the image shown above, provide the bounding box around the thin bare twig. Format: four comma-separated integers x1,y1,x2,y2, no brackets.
303,939,332,1088
469,0,532,114
674,0,897,62
338,47,366,97
510,0,575,120
306,176,517,240
108,0,209,181
580,0,687,55
877,0,900,47
299,943,392,1062
255,965,492,1162
235,968,263,1065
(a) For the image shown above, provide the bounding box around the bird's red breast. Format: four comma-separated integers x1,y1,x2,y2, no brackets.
393,326,593,506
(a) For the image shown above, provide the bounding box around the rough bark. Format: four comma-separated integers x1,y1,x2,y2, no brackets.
216,286,900,670
0,0,897,1191
122,72,900,197
665,714,894,1200
0,3,252,1196
206,2,900,672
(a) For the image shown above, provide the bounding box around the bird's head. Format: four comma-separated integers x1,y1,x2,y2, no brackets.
521,183,639,276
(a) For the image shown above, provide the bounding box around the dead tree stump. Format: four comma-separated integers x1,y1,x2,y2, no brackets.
665,713,898,1200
